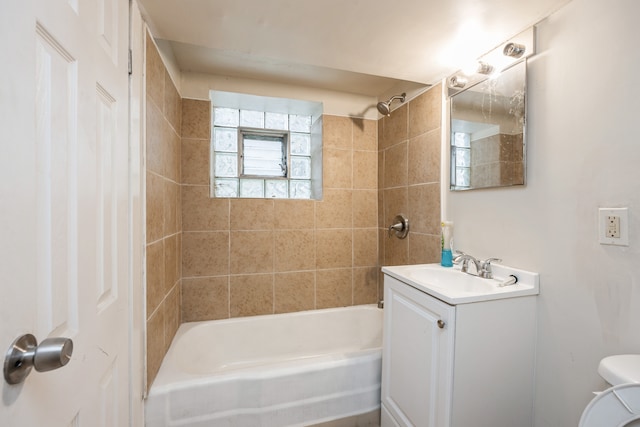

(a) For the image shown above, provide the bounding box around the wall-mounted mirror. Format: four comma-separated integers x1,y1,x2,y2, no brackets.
449,60,526,191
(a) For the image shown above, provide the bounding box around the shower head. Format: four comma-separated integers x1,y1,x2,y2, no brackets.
377,93,406,116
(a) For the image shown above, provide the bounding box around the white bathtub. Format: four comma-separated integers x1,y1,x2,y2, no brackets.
145,304,383,427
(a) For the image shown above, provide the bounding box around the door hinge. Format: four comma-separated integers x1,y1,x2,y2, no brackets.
128,49,132,75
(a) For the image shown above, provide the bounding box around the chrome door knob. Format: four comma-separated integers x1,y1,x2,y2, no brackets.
4,334,74,385
33,337,73,372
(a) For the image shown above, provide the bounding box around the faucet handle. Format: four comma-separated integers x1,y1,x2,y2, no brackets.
453,250,466,263
479,257,502,278
453,252,478,274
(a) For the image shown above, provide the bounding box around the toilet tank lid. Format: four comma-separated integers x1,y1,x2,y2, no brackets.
598,354,640,386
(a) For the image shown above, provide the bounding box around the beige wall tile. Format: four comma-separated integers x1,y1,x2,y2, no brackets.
182,99,211,139
181,139,210,185
353,228,378,267
182,185,229,231
383,142,408,188
177,183,183,231
163,285,180,352
274,271,315,313
377,190,386,230
409,233,441,265
146,240,164,318
145,33,164,113
379,103,408,150
182,232,229,277
353,190,378,229
407,183,441,235
274,230,315,272
230,199,274,230
165,123,181,182
164,180,179,236
182,276,229,321
323,115,352,150
146,172,164,244
146,308,165,389
164,71,182,135
316,229,352,269
408,130,441,185
408,84,442,139
176,234,182,279
316,189,352,229
384,233,409,266
383,187,408,230
164,235,178,295
230,274,274,317
316,269,352,308
378,229,385,266
274,200,315,229
230,231,274,274
353,267,379,305
352,118,377,151
323,148,352,189
353,150,377,190
377,150,384,190
146,97,165,176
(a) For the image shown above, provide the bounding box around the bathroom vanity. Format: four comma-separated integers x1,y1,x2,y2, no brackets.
381,263,539,427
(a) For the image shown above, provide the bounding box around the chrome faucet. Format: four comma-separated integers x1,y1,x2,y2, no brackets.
454,251,502,279
453,251,480,275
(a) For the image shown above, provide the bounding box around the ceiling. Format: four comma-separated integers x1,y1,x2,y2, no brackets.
138,0,572,98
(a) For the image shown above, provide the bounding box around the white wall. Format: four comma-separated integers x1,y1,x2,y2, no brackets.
445,0,640,425
180,71,380,119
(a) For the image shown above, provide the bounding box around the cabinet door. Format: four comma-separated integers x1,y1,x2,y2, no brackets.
382,275,456,427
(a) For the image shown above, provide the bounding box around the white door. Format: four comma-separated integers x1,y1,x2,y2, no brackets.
0,0,132,425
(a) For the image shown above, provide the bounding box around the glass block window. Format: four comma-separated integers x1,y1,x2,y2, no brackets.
451,132,471,188
212,107,314,199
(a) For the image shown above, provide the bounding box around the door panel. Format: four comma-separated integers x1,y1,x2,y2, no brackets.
0,1,131,425
34,21,80,340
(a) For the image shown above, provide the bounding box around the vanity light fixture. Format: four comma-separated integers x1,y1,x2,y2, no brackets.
503,42,526,58
476,61,494,75
448,75,467,89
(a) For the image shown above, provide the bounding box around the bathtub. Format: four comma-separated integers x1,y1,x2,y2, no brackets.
145,304,383,427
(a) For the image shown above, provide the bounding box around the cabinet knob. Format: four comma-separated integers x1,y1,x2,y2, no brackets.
437,320,445,329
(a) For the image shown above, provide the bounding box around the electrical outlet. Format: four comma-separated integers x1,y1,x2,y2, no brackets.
599,208,629,246
606,216,620,238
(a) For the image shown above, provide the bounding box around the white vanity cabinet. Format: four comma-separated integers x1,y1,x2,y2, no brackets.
381,272,537,427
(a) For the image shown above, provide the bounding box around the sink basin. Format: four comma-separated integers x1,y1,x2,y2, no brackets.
381,263,539,304
598,354,640,385
405,265,497,293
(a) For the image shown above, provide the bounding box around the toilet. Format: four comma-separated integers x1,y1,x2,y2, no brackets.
580,355,640,427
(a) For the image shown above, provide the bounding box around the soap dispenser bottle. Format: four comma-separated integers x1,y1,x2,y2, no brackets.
441,221,454,267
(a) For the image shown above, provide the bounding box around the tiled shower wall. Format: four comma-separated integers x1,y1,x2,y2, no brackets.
144,29,443,386
378,85,443,270
180,106,380,321
145,33,182,387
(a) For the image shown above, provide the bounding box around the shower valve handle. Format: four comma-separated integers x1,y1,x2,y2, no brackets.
388,214,409,239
